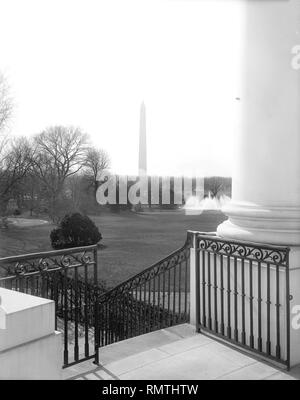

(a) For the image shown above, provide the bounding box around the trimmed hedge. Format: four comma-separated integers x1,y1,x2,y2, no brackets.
50,212,102,249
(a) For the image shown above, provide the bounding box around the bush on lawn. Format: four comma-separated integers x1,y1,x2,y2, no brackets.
50,212,102,249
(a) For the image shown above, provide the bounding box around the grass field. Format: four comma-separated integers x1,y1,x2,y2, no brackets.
0,210,226,288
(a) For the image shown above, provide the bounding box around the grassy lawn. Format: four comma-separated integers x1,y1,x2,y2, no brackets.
0,210,226,288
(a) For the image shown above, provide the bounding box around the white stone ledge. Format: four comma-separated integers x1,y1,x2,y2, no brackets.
0,288,55,351
0,288,62,379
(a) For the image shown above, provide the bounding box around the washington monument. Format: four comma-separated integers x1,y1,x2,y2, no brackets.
138,101,147,176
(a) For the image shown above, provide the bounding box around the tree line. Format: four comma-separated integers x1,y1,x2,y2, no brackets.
0,73,232,223
0,73,109,223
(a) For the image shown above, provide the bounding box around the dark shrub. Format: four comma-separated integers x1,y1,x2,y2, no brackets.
50,228,66,249
50,213,102,249
13,208,21,216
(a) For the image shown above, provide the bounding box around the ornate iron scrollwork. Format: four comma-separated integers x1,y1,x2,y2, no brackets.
0,247,96,280
197,236,289,266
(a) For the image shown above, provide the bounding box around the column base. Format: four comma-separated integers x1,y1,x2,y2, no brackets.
217,201,300,246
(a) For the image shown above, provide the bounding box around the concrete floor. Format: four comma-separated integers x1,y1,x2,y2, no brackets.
63,324,300,380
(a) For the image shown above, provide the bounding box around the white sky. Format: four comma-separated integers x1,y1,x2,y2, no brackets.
0,0,242,177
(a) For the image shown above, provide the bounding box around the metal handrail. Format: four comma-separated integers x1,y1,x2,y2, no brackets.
0,244,98,264
99,233,192,302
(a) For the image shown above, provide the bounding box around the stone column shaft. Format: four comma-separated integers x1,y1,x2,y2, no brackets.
217,0,300,246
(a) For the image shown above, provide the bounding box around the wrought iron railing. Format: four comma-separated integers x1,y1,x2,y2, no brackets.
96,237,191,347
0,245,100,368
0,238,191,367
191,232,291,369
0,231,292,370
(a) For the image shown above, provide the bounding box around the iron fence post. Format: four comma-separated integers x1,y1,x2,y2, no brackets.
194,233,200,332
286,249,291,370
93,247,100,365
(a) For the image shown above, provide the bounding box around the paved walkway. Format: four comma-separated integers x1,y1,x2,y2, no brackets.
63,324,300,380
7,217,49,227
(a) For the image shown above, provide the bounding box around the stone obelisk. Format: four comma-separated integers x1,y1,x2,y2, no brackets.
138,101,147,177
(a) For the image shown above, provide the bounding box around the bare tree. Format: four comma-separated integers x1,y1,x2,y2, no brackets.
65,173,84,211
32,126,89,220
84,148,110,201
0,73,13,190
0,73,13,133
204,176,232,198
16,171,45,216
0,137,33,214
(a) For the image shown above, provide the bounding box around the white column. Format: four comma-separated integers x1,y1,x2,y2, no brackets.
217,0,300,246
217,0,300,367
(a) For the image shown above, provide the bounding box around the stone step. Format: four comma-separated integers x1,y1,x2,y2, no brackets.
62,323,300,380
62,323,196,379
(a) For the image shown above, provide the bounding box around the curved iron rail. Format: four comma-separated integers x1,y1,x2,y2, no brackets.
96,233,193,347
99,232,192,304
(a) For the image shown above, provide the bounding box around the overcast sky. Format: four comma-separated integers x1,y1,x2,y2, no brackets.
0,0,242,177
